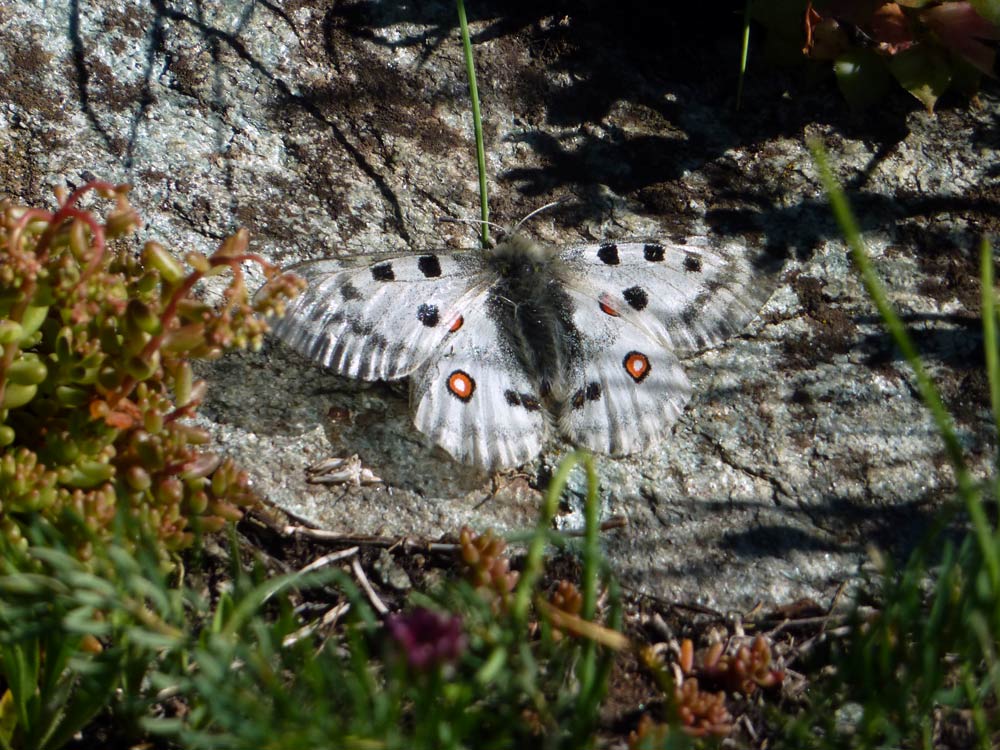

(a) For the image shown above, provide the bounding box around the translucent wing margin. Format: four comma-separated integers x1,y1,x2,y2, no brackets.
556,238,773,355
266,252,492,380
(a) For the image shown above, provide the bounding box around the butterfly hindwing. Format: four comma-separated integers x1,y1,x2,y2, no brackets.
558,238,769,354
557,286,692,455
410,314,548,469
268,252,493,380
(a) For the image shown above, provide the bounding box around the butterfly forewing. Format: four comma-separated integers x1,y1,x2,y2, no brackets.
557,239,768,354
269,252,494,381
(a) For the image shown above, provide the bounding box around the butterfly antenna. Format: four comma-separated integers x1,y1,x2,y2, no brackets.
439,216,506,233
509,197,569,237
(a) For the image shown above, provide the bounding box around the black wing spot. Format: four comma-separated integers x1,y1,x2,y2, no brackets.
349,318,375,337
683,253,702,273
597,243,620,265
339,282,362,301
644,243,665,262
505,389,541,411
416,303,439,327
571,388,585,410
520,393,542,411
311,307,345,326
585,382,601,401
418,255,442,278
371,262,395,281
623,286,649,311
705,277,724,294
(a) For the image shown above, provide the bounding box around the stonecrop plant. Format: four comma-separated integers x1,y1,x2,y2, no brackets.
0,181,302,559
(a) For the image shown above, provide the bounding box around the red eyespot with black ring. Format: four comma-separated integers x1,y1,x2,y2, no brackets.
447,370,476,402
622,351,651,383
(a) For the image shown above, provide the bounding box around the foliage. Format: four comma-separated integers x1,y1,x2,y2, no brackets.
157,552,617,749
753,0,1000,111
456,0,490,248
0,516,190,750
0,451,629,750
0,183,302,559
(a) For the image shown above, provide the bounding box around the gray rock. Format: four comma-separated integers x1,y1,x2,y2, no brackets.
374,549,412,592
0,0,993,609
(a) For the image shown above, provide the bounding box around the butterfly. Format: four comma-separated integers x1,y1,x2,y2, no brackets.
264,234,774,470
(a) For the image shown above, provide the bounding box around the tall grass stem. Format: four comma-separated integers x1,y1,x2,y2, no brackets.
981,238,1000,508
737,0,751,110
810,141,1000,591
456,0,490,248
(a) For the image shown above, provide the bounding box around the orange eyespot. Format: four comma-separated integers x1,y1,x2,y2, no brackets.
599,294,619,317
447,370,476,402
623,351,650,383
449,315,464,333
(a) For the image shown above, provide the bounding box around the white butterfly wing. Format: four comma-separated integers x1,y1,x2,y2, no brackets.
267,252,493,380
265,235,772,469
410,315,548,469
556,286,692,455
557,238,770,355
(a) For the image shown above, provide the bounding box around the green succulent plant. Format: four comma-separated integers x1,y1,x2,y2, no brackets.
0,182,303,559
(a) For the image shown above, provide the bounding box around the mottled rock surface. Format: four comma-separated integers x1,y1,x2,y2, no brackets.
1,0,995,608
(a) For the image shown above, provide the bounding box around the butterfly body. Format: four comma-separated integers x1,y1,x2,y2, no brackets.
266,234,772,469
482,236,581,406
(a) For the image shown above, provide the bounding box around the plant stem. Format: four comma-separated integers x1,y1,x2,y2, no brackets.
513,452,579,623
736,0,752,111
981,238,1000,507
811,140,999,590
576,453,599,699
456,0,489,248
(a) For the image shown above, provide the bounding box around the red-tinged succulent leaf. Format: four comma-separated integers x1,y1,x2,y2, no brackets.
805,10,852,60
922,1,1000,75
834,48,893,108
888,45,953,110
872,2,915,52
0,183,296,559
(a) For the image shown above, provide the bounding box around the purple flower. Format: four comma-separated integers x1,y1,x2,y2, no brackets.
386,607,466,671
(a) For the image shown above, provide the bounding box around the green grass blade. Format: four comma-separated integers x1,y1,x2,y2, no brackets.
456,0,489,248
810,140,999,592
513,453,581,623
736,0,752,111
575,453,601,722
580,453,599,622
968,611,1000,747
981,237,1000,506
